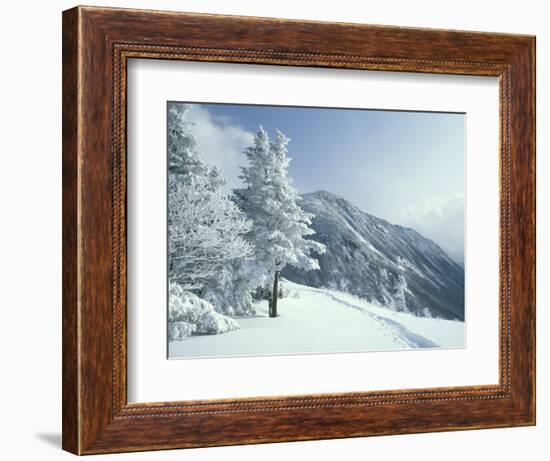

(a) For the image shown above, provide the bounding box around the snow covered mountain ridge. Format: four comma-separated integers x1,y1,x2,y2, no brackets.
282,191,465,320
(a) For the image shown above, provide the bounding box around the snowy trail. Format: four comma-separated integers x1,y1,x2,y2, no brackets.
295,285,439,349
169,281,464,359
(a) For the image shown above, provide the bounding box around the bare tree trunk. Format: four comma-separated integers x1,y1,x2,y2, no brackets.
269,270,280,318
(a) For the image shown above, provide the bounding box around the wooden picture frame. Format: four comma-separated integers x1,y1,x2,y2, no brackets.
62,5,536,455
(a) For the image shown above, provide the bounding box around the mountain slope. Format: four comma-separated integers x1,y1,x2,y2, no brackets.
282,191,464,320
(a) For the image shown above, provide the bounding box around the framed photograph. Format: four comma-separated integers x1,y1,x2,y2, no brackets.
62,6,535,455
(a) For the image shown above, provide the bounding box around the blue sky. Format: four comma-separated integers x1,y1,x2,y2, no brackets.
173,102,465,264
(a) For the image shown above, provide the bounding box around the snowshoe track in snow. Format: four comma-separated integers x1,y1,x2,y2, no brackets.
295,285,439,349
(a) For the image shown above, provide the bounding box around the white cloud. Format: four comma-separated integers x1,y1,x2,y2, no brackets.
187,105,254,192
401,193,465,265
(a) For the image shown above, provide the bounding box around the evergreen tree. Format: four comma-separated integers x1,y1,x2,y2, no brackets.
392,274,409,313
235,127,326,317
201,258,262,316
167,104,253,291
168,104,219,185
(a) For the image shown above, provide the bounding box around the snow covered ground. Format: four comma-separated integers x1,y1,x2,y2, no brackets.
168,281,465,359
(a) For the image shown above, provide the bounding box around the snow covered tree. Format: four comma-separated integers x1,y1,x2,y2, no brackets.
201,258,262,316
234,127,326,317
168,103,253,291
168,104,220,186
392,274,409,313
168,176,253,289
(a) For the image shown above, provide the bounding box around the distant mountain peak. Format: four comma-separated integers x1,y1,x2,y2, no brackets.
304,190,340,199
283,191,465,320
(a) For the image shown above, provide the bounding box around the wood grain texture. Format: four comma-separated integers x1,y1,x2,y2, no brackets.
61,6,80,454
62,5,536,455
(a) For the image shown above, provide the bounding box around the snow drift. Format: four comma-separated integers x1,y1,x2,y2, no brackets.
168,282,240,340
